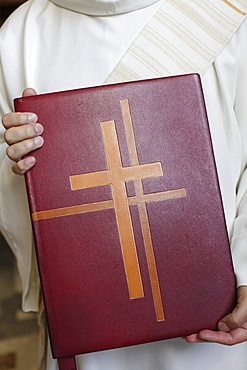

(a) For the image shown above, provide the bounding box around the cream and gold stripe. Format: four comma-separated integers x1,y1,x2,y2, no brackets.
223,0,247,15
106,0,246,83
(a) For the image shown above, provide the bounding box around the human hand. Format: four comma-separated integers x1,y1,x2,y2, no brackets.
3,88,44,175
185,285,247,345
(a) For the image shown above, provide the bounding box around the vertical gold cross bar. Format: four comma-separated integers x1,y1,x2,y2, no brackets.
120,99,165,321
100,120,144,299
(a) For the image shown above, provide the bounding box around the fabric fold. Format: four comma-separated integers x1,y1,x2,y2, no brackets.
49,0,160,15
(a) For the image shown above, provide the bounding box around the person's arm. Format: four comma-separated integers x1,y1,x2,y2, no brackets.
2,88,44,174
0,88,43,311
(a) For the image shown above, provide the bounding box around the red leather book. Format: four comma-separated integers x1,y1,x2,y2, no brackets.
14,74,236,369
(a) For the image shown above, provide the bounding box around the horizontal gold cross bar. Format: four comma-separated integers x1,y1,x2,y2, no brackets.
70,163,163,190
31,188,186,221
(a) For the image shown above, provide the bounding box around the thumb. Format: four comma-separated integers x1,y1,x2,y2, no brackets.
22,88,37,97
218,286,247,331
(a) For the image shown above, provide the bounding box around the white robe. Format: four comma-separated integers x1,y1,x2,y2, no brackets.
0,0,247,369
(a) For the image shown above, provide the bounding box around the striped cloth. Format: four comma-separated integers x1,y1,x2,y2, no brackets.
106,0,247,83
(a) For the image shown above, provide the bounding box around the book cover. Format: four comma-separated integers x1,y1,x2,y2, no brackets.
14,74,236,362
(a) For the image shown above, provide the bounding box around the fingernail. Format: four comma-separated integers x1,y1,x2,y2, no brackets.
34,136,44,146
35,123,43,135
27,113,38,123
25,157,36,166
218,322,230,332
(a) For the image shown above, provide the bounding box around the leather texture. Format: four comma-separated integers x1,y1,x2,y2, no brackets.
14,74,236,367
57,357,76,370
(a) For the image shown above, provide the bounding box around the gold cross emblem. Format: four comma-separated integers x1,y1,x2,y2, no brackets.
32,99,186,321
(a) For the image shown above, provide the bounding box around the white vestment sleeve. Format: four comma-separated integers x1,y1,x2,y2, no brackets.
230,20,247,287
0,17,40,311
